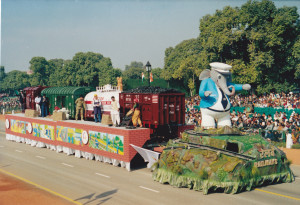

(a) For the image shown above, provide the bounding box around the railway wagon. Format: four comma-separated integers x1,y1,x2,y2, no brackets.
119,87,187,144
41,87,93,118
23,86,48,110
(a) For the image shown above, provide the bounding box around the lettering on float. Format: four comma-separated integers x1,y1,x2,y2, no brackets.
254,149,278,168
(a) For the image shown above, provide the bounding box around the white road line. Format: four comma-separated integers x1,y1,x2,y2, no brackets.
0,145,4,148
15,150,23,153
296,177,300,180
95,173,111,178
61,163,74,168
36,156,46,160
139,186,159,193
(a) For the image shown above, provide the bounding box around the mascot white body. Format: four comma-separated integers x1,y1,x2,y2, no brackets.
199,62,251,128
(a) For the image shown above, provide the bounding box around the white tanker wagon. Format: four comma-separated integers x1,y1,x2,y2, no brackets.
84,84,121,119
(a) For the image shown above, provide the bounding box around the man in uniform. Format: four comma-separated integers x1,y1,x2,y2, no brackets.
75,96,85,121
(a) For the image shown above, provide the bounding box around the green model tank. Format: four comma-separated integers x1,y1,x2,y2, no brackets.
152,126,294,194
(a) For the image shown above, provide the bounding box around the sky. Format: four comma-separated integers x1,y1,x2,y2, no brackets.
1,0,300,72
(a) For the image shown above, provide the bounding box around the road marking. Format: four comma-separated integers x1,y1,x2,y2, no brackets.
296,177,300,180
139,186,159,193
0,168,82,205
255,188,300,201
36,156,46,160
61,163,74,168
95,172,111,178
0,145,5,148
15,150,23,153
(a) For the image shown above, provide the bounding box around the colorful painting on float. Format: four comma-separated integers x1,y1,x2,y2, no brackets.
32,123,55,140
56,126,83,145
89,131,124,155
10,119,27,134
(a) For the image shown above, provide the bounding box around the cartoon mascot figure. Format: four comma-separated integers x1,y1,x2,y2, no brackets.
199,62,251,128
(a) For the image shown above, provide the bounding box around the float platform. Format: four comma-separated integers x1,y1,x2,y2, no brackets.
5,114,150,171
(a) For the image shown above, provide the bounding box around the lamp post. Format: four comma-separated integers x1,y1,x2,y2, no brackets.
145,61,151,87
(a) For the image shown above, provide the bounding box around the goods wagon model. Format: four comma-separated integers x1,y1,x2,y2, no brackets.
119,86,188,146
23,86,48,110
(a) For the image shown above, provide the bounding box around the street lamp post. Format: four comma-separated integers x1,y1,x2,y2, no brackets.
145,61,151,87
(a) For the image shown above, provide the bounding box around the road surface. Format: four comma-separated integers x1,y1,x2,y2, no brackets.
0,122,299,205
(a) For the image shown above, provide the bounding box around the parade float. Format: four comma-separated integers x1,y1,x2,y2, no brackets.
5,84,191,171
152,62,294,194
4,62,295,194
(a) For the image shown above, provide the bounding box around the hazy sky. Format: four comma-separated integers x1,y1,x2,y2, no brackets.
1,0,300,72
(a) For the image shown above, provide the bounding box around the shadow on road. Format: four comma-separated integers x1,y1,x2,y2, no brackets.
75,189,118,205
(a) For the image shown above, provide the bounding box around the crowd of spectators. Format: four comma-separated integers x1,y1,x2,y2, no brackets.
0,93,22,113
230,92,300,109
185,92,300,144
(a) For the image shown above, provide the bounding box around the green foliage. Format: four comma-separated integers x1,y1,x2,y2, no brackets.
291,144,300,149
199,0,300,94
272,141,285,148
0,70,30,91
162,0,300,95
0,66,5,81
163,39,203,95
122,67,144,80
125,61,143,71
29,57,49,86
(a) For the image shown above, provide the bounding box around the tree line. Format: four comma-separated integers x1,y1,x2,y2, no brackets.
1,0,299,95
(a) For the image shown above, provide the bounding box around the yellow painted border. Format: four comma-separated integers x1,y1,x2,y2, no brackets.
0,168,81,205
255,188,300,201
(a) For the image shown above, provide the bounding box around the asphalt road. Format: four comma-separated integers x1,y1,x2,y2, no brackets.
0,122,300,205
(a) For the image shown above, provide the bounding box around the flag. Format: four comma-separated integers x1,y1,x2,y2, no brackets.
150,72,153,83
142,72,145,82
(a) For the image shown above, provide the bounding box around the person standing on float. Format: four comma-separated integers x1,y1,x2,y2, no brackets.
93,94,102,123
34,95,41,115
110,96,120,126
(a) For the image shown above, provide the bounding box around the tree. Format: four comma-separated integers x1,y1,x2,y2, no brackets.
151,67,163,79
0,66,5,81
163,38,202,94
59,52,115,87
199,0,300,93
48,59,66,86
122,67,144,80
0,70,30,91
29,57,49,86
125,61,143,71
162,0,300,95
96,56,115,87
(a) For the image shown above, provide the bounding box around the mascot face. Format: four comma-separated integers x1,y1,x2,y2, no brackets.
201,69,236,96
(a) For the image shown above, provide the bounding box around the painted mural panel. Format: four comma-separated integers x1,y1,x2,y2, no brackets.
32,123,55,140
56,126,83,145
89,131,124,155
10,119,27,134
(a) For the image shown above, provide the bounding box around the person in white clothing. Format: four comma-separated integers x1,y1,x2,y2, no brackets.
286,130,293,149
110,96,120,126
34,95,41,115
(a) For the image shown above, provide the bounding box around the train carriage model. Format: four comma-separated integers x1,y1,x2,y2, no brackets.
119,87,191,146
23,86,48,110
84,84,121,118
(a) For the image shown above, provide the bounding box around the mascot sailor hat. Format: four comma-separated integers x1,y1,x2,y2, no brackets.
210,62,232,74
